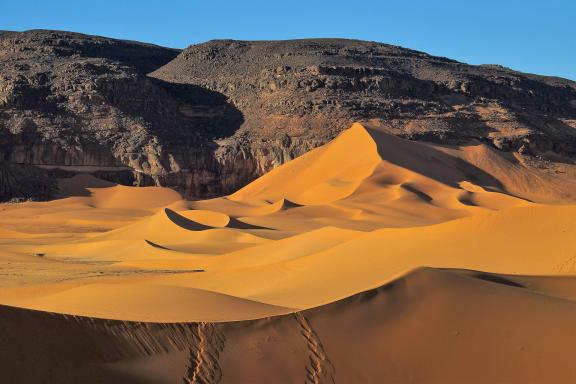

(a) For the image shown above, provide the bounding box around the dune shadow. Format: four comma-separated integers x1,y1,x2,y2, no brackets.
262,198,304,210
55,174,118,198
473,272,525,288
0,304,198,383
144,239,173,250
364,127,507,191
282,199,304,209
228,217,275,230
164,208,213,231
400,183,433,203
457,192,479,207
165,208,275,231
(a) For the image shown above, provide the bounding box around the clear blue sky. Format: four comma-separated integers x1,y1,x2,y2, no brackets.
1,0,575,80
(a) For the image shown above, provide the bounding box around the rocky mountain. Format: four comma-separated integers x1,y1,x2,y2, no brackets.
1,31,575,200
0,30,245,200
153,39,576,157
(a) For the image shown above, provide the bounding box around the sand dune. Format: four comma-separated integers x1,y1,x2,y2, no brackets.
0,123,575,382
4,267,576,383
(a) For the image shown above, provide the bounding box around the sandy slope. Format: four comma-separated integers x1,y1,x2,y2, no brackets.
0,123,575,382
4,268,576,383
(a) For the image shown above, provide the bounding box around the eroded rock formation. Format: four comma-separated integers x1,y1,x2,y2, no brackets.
1,32,575,200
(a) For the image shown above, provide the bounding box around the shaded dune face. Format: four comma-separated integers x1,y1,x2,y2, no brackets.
5,269,576,383
0,123,575,382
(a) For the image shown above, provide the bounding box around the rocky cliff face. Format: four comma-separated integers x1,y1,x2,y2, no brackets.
152,39,576,158
1,32,575,200
0,30,244,200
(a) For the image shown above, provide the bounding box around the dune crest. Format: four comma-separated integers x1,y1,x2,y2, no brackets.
0,123,575,382
1,122,575,320
230,123,382,205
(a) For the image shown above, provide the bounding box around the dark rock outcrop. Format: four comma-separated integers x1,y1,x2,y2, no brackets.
0,30,243,200
1,32,575,200
0,161,56,201
152,39,576,161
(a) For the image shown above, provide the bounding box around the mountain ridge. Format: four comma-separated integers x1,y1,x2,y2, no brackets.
1,30,575,201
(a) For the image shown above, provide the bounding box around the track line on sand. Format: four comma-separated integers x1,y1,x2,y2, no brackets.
295,312,336,384
555,253,576,273
182,322,225,384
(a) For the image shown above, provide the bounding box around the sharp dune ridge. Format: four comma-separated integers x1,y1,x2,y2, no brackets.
1,122,576,382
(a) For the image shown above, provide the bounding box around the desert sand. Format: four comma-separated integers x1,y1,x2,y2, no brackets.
1,123,576,383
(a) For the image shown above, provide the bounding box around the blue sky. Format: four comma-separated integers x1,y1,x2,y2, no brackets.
1,0,575,80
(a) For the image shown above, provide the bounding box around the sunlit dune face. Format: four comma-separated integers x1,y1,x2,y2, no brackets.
0,123,575,322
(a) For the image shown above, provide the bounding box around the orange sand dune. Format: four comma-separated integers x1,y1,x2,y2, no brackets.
0,123,574,318
4,268,576,383
1,123,575,382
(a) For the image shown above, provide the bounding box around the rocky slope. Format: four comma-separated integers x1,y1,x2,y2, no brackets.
152,39,576,158
0,30,243,200
1,32,575,200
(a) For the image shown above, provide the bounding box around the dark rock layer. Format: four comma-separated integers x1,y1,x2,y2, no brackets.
152,39,576,159
1,32,575,200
